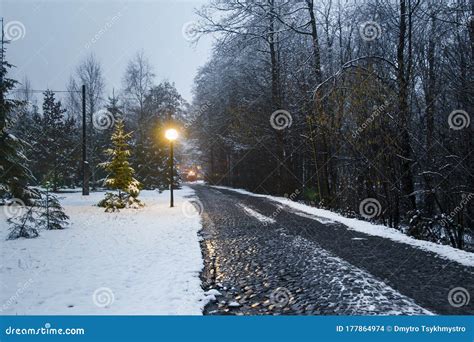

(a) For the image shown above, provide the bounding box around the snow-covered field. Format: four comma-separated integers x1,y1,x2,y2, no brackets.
212,186,474,267
0,186,210,315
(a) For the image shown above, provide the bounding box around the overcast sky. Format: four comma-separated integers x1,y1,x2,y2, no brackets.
1,0,213,103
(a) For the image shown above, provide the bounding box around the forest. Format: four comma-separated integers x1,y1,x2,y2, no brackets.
2,50,186,194
1,0,473,250
189,0,473,249
2,0,474,324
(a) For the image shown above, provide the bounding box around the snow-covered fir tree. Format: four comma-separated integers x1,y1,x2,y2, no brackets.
92,93,123,186
7,187,69,239
99,119,143,211
7,206,39,239
36,185,69,230
31,90,76,191
0,45,35,202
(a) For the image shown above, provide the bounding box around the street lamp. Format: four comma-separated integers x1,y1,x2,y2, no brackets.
165,128,178,207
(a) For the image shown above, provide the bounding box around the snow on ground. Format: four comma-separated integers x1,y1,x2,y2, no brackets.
212,186,474,267
0,186,210,315
238,204,276,224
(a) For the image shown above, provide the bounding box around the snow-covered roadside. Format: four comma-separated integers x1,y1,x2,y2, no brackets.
212,186,474,267
0,186,210,315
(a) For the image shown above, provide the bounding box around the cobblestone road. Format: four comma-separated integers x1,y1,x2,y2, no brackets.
193,185,474,315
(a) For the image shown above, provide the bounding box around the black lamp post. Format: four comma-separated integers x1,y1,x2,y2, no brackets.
165,128,178,207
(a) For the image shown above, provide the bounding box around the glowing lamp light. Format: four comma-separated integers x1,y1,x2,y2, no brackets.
165,128,178,141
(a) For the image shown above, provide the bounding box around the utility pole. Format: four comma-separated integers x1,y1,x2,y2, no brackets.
82,84,89,195
1,18,4,85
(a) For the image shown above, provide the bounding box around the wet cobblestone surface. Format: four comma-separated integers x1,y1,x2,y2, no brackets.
193,185,474,315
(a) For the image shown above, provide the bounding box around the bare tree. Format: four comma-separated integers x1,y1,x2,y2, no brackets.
67,54,105,188
193,0,473,249
122,50,155,126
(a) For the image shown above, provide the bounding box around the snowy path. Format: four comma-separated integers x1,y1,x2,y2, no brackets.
212,186,474,267
195,185,474,315
0,187,209,315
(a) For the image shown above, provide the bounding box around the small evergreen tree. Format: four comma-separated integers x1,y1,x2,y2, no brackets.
7,188,68,239
102,119,140,195
94,94,123,186
7,206,39,239
36,185,69,230
99,119,143,211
